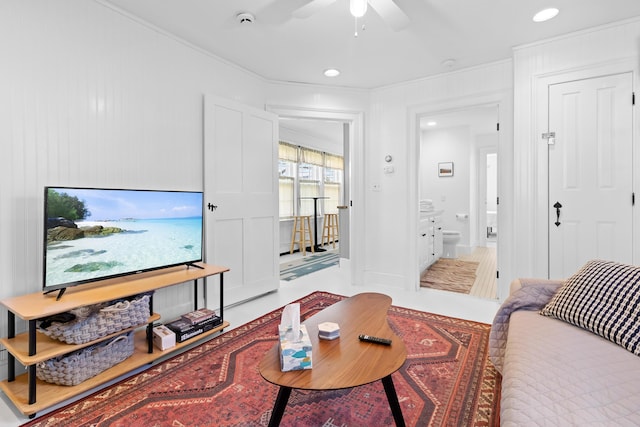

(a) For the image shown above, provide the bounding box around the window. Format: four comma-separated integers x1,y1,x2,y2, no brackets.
278,143,297,218
299,147,323,216
279,175,294,217
278,142,344,219
324,153,344,214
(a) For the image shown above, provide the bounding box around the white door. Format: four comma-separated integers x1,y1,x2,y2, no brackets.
548,73,633,279
204,96,279,308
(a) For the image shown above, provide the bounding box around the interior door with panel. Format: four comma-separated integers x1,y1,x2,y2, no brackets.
204,96,279,308
548,73,633,279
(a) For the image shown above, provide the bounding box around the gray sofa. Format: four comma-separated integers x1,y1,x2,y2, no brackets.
490,260,640,426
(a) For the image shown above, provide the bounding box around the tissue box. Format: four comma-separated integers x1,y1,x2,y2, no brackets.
278,324,313,372
152,325,176,350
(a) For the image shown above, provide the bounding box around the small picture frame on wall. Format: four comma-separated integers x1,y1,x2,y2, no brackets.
438,162,454,177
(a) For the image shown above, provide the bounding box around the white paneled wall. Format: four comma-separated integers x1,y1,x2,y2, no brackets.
368,62,514,292
513,18,640,279
0,0,268,342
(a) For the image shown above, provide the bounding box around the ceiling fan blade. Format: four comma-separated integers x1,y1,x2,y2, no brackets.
368,0,410,31
258,0,310,25
292,0,339,19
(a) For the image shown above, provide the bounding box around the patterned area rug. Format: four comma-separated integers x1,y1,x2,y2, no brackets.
280,250,339,281
22,292,500,427
421,258,479,294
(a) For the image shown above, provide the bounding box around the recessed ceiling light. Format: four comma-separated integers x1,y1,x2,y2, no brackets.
533,8,559,22
426,121,437,126
324,68,340,77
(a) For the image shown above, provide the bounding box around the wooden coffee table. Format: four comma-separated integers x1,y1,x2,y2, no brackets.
259,292,407,426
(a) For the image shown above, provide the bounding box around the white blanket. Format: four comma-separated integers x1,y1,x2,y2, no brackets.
490,278,640,426
489,278,563,373
501,311,640,426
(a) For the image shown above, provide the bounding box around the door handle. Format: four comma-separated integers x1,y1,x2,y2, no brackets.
553,201,562,227
207,203,218,212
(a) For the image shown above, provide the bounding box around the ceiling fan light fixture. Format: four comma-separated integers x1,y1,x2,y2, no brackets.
350,0,368,18
533,8,559,22
324,68,340,77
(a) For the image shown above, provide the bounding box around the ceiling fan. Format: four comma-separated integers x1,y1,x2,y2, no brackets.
292,0,410,31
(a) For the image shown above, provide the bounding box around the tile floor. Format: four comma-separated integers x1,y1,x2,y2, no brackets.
0,259,500,426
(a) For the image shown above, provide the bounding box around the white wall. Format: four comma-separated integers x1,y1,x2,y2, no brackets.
0,0,272,339
512,17,640,279
420,126,498,257
420,126,472,253
1,2,513,323
368,62,514,293
0,0,368,330
367,17,640,297
279,126,343,156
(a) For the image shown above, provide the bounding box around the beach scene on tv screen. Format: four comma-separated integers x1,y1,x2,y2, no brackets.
45,188,203,289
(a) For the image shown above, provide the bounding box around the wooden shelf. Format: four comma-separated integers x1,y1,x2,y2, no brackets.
0,314,161,365
0,263,228,320
0,321,229,416
0,262,229,417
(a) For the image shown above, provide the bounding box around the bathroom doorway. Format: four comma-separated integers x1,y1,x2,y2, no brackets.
418,105,499,300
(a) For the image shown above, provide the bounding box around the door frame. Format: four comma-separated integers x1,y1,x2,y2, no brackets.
533,59,638,277
408,91,511,300
266,105,365,286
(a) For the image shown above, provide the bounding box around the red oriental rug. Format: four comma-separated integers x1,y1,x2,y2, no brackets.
22,292,501,427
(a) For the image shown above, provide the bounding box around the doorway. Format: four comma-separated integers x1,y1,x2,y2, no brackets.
267,106,364,285
418,105,499,299
480,151,498,246
277,118,346,280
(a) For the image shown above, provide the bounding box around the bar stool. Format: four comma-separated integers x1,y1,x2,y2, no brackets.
289,216,314,255
321,213,339,248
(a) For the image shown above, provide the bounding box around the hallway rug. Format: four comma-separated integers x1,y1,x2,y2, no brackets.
420,259,479,294
280,250,339,281
22,291,500,427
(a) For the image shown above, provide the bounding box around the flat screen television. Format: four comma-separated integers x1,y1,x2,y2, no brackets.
43,186,204,298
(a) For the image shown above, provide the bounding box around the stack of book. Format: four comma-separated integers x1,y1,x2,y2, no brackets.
166,308,222,343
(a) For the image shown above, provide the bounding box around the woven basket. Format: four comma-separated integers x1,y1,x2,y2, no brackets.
37,292,152,344
36,332,134,386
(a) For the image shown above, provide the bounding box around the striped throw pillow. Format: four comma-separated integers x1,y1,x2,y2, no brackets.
540,259,640,356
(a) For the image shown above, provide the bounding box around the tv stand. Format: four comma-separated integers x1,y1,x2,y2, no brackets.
43,287,67,301
187,262,205,270
0,262,229,417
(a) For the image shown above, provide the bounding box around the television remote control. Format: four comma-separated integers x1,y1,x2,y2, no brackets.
358,334,392,345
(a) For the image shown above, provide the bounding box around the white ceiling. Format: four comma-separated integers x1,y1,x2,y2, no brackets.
421,105,498,135
280,117,345,142
99,0,640,141
102,0,640,89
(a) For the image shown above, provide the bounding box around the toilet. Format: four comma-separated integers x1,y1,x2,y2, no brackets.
442,230,461,259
